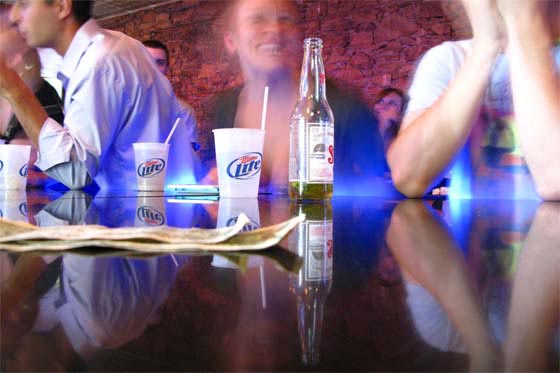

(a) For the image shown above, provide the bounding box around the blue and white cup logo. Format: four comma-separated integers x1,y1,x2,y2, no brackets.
137,158,165,178
19,202,28,217
227,216,260,232
136,206,165,226
19,164,28,177
227,152,262,180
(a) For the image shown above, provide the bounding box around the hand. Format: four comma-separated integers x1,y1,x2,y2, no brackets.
496,0,555,41
0,51,26,100
495,0,542,20
461,0,506,54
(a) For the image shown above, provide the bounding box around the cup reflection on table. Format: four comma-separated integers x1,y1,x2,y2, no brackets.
211,197,262,269
0,189,29,222
135,191,167,227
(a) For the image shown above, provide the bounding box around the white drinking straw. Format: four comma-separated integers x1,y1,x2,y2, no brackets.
259,265,267,309
260,86,269,131
165,117,182,145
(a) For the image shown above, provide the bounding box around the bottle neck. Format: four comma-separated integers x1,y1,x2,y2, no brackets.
299,40,327,101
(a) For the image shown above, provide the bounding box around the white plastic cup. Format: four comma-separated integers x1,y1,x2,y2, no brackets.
133,142,169,191
213,128,265,198
0,144,31,190
0,190,29,222
135,191,167,227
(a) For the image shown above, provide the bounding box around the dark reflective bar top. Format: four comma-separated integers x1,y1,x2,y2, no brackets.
1,189,558,372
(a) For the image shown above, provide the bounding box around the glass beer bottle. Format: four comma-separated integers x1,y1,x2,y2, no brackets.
289,202,334,365
289,37,334,200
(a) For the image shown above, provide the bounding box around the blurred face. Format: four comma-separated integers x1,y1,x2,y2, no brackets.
145,47,169,75
0,22,40,88
0,26,30,68
374,92,404,131
9,0,60,49
225,0,301,76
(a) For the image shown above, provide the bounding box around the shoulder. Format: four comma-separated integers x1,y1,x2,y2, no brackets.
415,39,471,78
406,39,472,113
80,27,155,81
209,86,243,129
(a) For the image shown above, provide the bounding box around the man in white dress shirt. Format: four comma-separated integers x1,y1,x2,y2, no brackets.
0,0,201,190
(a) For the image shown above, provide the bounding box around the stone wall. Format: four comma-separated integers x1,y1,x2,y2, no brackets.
99,0,470,148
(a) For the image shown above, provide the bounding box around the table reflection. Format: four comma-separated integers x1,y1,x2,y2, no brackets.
0,190,558,371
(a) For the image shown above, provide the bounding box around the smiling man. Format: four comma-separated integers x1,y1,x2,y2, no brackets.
204,0,388,196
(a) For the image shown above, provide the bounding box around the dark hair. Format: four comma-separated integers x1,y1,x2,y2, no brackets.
373,87,409,116
142,39,169,61
44,0,92,24
70,0,93,25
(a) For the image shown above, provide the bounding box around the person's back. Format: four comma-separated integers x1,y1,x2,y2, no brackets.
58,23,194,189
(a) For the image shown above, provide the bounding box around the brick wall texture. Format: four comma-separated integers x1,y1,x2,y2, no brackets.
99,0,471,150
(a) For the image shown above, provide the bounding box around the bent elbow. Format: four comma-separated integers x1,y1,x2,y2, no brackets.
391,170,430,199
534,182,560,201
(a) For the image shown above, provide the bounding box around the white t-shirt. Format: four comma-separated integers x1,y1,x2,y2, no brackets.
406,40,560,199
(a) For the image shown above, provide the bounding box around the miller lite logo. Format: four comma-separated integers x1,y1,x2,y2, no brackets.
137,158,165,178
19,202,28,217
227,152,262,180
0,160,3,172
227,216,260,232
19,164,28,177
136,206,165,226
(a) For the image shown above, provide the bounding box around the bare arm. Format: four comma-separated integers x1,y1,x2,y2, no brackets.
498,1,560,200
504,203,560,371
0,56,46,148
387,200,501,371
387,1,503,197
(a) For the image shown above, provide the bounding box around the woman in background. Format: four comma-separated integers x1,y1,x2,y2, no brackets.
373,87,408,153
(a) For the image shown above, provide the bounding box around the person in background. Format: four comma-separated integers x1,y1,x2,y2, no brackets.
0,4,63,187
373,87,408,154
203,0,388,196
142,39,200,152
0,0,200,190
388,0,560,200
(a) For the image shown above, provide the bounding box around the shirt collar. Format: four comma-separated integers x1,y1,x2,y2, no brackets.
57,18,103,83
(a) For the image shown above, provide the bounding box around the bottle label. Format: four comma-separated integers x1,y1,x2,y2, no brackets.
307,123,334,183
304,220,333,281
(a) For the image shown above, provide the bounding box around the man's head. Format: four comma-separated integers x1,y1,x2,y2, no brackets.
9,0,92,50
223,0,302,76
142,39,170,75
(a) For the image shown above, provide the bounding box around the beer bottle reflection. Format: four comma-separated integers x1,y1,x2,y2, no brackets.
289,202,333,365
